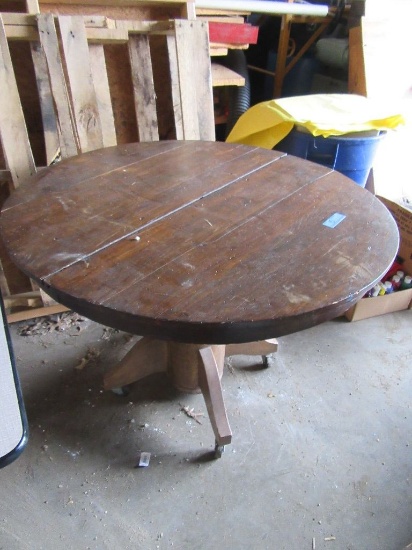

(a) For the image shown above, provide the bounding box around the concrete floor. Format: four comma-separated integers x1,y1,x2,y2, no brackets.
0,310,411,550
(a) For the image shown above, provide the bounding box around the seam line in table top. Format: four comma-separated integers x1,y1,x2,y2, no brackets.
43,158,333,282
41,152,331,282
99,171,337,305
40,151,285,280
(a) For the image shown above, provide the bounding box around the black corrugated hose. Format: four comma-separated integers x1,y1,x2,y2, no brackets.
219,49,251,138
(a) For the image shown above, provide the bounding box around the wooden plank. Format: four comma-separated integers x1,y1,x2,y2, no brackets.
182,0,195,19
4,18,122,41
88,44,117,147
7,304,70,324
26,0,40,13
198,15,245,23
86,27,128,43
83,15,114,28
210,42,248,50
173,20,200,140
211,62,245,86
37,13,78,158
30,40,60,165
58,15,104,152
2,13,109,27
3,291,43,309
174,19,215,141
166,33,184,140
0,16,36,189
3,12,112,27
128,34,159,142
188,19,215,140
5,25,39,41
114,19,173,33
1,14,36,25
196,8,249,16
210,46,228,56
348,25,366,96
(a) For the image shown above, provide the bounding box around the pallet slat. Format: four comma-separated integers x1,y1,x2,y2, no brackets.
58,15,105,152
38,13,78,158
128,34,159,142
30,40,60,165
0,16,36,189
88,44,117,147
174,19,214,141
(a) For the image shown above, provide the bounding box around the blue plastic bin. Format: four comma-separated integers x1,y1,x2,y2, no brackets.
276,127,386,187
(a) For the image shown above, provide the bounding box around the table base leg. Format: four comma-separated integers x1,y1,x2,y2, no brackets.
103,337,277,457
199,346,232,450
103,337,168,391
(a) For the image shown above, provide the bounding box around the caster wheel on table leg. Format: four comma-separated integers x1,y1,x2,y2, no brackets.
214,443,225,459
111,385,130,397
261,355,270,368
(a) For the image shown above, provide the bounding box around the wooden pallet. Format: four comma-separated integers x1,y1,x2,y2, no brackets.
0,12,215,321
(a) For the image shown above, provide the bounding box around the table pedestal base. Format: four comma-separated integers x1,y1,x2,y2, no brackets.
103,338,278,457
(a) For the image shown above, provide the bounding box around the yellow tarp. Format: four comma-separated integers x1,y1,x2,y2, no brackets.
226,93,406,150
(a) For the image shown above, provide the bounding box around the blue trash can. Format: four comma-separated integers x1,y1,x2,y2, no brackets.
276,126,386,187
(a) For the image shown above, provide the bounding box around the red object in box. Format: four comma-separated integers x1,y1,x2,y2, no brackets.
382,260,404,281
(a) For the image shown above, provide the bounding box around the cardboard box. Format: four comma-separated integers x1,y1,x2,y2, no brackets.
345,196,412,321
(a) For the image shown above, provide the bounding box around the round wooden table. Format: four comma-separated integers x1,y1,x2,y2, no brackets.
0,140,399,456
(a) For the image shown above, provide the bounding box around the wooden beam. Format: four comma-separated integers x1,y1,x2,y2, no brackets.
348,25,366,96
1,13,37,25
211,63,245,86
85,27,128,43
114,19,174,34
7,304,70,324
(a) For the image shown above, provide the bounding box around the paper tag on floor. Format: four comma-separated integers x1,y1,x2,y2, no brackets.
137,452,151,467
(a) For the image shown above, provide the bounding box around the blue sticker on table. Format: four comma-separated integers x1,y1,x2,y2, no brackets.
323,212,346,228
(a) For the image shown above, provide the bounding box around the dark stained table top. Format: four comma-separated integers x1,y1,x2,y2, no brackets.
0,141,399,343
